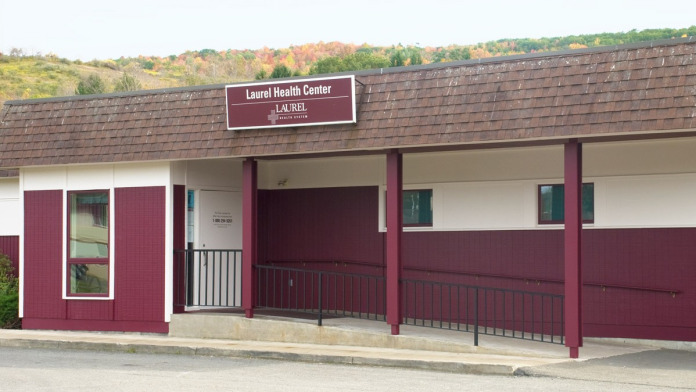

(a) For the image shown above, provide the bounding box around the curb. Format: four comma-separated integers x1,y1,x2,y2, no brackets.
0,336,517,375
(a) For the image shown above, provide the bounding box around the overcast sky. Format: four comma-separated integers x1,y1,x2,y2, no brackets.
1,0,694,60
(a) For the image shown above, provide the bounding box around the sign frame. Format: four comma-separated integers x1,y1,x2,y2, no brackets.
225,75,356,131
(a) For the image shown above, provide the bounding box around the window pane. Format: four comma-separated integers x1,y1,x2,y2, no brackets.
582,183,594,221
403,190,432,226
539,183,594,223
70,264,108,294
540,185,564,222
69,192,109,258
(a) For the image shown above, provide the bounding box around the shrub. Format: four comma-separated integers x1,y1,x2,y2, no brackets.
75,74,107,95
0,253,20,329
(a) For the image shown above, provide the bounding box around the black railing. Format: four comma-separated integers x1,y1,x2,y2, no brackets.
174,249,242,307
255,265,386,326
174,255,564,345
402,279,564,345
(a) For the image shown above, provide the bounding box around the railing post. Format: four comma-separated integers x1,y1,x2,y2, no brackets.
474,287,479,347
318,272,323,326
185,249,193,306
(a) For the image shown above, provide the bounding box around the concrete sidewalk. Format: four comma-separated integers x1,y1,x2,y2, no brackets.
0,328,566,375
0,325,673,377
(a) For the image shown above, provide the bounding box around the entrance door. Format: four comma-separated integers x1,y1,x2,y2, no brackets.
199,190,242,250
192,190,243,307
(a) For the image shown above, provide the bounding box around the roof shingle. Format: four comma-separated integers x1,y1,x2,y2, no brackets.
1,39,696,168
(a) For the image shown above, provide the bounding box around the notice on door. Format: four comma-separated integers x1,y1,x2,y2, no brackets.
212,211,233,228
199,190,242,250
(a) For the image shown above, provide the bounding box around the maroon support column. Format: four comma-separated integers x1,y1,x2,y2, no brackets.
386,149,403,335
242,158,258,318
564,140,583,358
173,184,186,314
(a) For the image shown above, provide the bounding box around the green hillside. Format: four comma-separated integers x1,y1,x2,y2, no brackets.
1,26,694,107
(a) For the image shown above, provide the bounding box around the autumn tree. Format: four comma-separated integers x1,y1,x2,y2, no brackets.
75,74,107,95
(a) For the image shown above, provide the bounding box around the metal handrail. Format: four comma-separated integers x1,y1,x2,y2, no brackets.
402,278,565,345
268,259,680,296
173,249,242,307
255,264,386,326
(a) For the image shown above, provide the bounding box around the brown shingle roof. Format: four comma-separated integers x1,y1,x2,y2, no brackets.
1,38,695,168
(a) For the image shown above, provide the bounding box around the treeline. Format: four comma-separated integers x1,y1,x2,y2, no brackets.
1,26,694,104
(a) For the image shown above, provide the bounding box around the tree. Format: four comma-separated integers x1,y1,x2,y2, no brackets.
309,52,390,75
113,72,142,92
342,52,390,70
75,74,107,95
254,69,268,80
390,50,406,67
409,51,423,66
270,64,292,79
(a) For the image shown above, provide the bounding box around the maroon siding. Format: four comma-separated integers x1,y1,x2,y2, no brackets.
402,230,564,287
583,228,696,341
259,186,383,268
259,186,696,341
402,229,696,341
23,190,65,320
113,187,166,324
0,235,19,276
22,187,167,333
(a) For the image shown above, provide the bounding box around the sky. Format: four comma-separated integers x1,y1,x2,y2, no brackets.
1,0,694,61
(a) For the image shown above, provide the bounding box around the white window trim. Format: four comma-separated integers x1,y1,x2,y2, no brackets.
378,184,437,232
62,188,115,300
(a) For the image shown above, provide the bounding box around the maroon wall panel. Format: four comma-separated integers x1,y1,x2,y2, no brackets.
259,187,383,265
23,190,66,320
67,301,114,320
403,228,696,341
114,186,166,323
583,228,696,341
0,235,19,276
403,230,564,287
259,185,695,341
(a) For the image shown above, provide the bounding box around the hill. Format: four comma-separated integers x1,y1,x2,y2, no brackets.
1,26,694,107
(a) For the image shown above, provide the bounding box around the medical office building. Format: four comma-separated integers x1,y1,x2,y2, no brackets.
1,38,695,358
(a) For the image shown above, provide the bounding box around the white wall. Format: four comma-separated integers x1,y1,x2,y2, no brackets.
0,178,20,236
255,138,696,231
22,162,171,191
598,173,696,228
261,155,384,189
183,159,243,190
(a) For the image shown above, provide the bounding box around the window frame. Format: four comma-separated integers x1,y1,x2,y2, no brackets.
65,189,112,298
537,183,594,225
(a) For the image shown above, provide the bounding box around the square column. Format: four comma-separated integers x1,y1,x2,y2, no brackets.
564,140,583,358
242,158,258,318
386,149,403,335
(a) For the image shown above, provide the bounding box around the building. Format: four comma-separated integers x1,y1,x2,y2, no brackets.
1,38,695,358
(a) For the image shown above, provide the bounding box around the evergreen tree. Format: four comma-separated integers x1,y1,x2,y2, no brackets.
270,64,292,79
